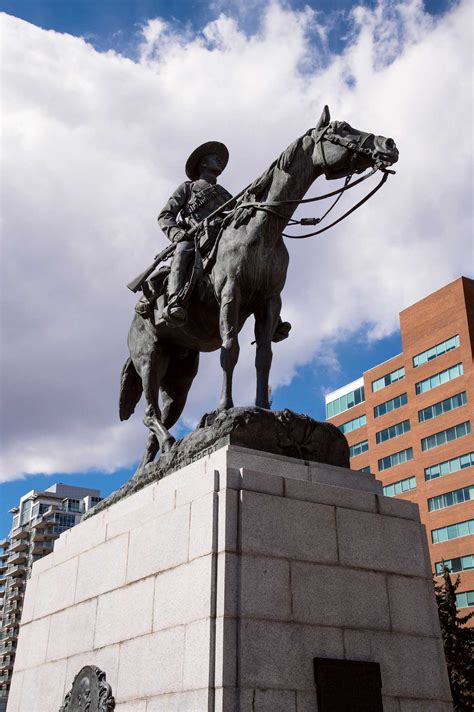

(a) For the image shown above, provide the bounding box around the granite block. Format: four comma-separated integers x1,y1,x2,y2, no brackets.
106,497,174,541
285,477,377,513
153,555,213,630
47,599,97,662
126,505,190,584
94,577,154,647
75,532,128,602
337,508,427,576
253,688,297,711
13,616,51,671
188,492,216,560
182,617,212,690
240,490,338,563
34,555,78,618
217,488,238,553
377,494,420,521
214,615,237,688
239,619,343,690
310,461,381,493
343,629,452,700
291,562,390,630
387,575,441,636
117,627,185,700
240,468,285,497
17,660,67,712
145,689,209,711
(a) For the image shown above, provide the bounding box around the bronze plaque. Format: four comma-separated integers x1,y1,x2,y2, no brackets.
314,658,383,712
59,665,115,712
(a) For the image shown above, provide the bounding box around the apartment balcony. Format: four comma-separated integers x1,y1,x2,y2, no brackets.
5,585,24,602
0,674,10,686
1,615,20,629
0,563,6,576
6,552,27,567
2,629,17,644
7,540,27,555
0,588,5,599
29,540,53,556
9,526,29,541
0,656,14,671
3,601,21,614
5,564,25,579
0,642,16,655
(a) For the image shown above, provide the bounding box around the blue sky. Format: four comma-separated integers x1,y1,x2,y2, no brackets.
0,0,471,540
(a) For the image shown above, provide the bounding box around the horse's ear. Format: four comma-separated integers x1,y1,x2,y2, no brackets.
316,105,330,130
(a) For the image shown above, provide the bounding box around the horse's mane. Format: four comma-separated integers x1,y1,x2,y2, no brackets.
223,132,311,229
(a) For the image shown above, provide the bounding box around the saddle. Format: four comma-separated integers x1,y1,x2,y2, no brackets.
135,229,218,324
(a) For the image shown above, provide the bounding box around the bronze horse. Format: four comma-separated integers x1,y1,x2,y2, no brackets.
120,106,398,472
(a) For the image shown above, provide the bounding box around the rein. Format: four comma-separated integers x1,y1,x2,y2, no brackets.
234,124,395,239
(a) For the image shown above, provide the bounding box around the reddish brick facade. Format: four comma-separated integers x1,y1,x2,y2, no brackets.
326,277,474,619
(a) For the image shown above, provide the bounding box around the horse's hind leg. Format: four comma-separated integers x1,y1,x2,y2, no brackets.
254,295,281,409
138,343,176,453
135,432,159,475
161,348,199,429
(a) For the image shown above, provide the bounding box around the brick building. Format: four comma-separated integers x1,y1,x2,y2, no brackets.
325,276,474,617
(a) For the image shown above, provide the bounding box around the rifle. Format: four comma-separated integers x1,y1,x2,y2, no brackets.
126,185,250,294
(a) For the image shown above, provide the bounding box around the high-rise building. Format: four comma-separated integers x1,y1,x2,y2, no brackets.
0,483,102,710
325,276,474,620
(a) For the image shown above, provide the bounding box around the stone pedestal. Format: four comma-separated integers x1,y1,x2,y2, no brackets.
7,446,453,711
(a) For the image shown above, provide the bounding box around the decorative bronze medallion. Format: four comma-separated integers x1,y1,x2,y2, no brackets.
59,666,115,712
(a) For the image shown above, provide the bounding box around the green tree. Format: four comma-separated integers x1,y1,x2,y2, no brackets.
434,565,474,711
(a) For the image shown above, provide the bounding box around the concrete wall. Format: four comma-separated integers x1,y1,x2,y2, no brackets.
7,445,453,711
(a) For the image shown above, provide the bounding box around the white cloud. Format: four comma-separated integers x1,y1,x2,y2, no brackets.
0,0,472,480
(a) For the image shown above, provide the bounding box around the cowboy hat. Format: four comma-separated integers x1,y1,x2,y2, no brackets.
185,141,229,180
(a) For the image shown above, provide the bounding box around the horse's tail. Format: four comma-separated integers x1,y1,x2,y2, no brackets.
119,357,143,421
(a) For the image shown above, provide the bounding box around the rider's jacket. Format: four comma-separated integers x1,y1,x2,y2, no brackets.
158,179,232,243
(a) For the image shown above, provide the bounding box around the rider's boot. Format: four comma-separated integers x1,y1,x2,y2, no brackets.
162,241,194,326
272,317,292,342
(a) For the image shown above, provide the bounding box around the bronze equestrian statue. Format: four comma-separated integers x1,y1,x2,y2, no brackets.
120,106,398,473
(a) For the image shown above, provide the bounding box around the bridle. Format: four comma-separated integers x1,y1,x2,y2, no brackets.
234,122,396,239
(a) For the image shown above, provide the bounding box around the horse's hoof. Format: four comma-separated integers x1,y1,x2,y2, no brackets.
161,436,176,454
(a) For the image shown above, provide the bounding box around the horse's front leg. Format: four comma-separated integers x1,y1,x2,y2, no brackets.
254,295,281,409
218,286,241,411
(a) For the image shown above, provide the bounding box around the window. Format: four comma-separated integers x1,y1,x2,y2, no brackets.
326,386,365,418
372,367,405,393
62,499,81,513
421,421,471,452
376,419,410,444
425,452,474,481
378,447,413,472
91,497,102,505
349,440,369,458
413,335,460,368
428,485,474,512
338,414,367,435
359,466,371,473
431,519,474,544
374,392,408,418
418,391,467,422
383,476,416,497
415,363,464,395
19,500,32,526
435,555,474,575
455,591,474,609
52,513,76,529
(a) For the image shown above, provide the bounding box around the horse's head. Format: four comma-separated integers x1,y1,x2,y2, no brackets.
311,105,399,180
